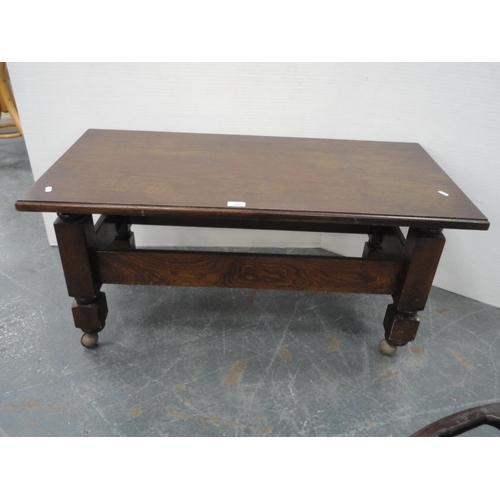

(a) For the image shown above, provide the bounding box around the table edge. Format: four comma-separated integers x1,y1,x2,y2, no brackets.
14,200,490,231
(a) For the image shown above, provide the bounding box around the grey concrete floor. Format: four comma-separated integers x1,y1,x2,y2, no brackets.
1,137,500,437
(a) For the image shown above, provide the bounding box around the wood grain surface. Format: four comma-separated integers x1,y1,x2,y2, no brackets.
96,249,403,294
16,129,489,230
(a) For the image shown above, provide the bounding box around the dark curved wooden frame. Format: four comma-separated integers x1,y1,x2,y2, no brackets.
412,403,500,437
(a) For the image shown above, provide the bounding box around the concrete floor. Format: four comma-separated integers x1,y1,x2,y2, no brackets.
1,136,499,437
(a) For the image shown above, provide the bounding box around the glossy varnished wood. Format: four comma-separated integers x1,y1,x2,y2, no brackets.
16,129,489,230
14,131,489,349
96,249,404,295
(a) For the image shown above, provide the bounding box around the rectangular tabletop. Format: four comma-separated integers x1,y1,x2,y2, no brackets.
15,129,489,230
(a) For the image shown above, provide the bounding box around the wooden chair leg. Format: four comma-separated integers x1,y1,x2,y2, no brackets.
0,62,23,138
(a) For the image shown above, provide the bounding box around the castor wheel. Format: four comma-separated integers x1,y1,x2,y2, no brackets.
81,332,99,348
379,339,397,356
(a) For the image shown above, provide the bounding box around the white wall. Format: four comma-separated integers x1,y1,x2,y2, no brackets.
8,63,500,307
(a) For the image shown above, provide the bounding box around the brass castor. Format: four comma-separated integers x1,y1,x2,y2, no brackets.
379,339,397,356
81,332,99,348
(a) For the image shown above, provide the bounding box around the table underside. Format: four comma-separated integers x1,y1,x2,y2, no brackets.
52,212,446,352
92,215,403,294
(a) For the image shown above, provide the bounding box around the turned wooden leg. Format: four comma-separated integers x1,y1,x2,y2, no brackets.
54,214,108,347
94,215,135,249
381,227,445,355
72,293,108,347
363,226,405,261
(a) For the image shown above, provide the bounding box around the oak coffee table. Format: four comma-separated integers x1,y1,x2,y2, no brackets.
15,129,489,354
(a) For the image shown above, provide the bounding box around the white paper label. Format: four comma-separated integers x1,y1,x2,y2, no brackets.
45,186,52,192
227,201,246,207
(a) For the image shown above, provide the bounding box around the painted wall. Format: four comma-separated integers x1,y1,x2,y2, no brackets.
8,63,500,307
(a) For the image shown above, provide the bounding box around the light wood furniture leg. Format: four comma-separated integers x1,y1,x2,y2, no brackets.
0,62,23,138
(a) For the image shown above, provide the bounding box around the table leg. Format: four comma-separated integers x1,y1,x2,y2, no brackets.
54,214,108,348
94,215,135,250
363,226,405,261
380,227,445,355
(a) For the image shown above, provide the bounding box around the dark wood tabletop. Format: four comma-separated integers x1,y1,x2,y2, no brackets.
15,129,489,230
